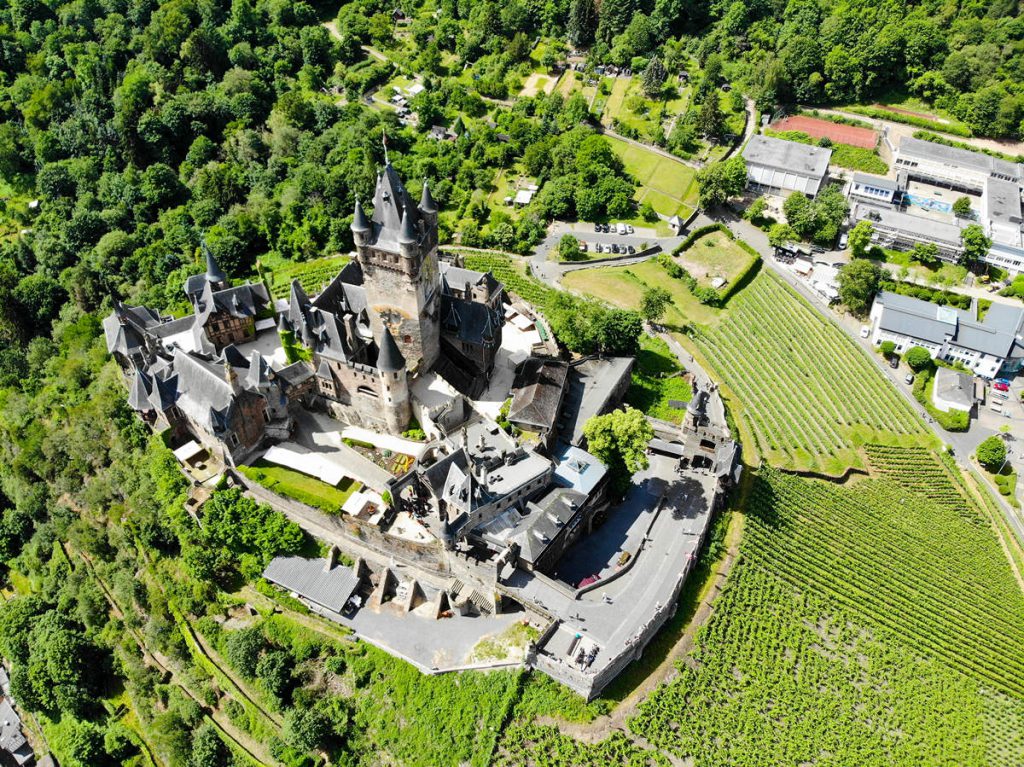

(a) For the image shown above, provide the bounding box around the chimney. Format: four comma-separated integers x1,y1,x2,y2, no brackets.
223,361,241,395
324,545,338,571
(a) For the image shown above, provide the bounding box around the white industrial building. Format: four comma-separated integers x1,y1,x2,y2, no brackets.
893,136,1022,193
847,139,1024,275
743,135,832,197
869,291,1024,379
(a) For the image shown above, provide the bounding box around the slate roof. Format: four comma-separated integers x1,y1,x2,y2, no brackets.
876,291,1024,359
441,294,500,346
366,163,426,253
743,135,831,178
377,327,406,372
559,357,635,446
262,556,360,613
513,487,588,563
440,263,500,296
103,304,163,358
508,358,569,432
193,280,269,326
553,445,607,496
0,699,32,765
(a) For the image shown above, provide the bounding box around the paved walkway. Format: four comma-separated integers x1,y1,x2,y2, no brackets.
292,410,394,492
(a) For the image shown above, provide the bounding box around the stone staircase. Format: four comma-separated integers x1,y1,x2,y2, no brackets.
447,577,492,615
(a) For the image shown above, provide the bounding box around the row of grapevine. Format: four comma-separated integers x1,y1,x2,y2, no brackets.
692,272,929,473
625,460,1024,766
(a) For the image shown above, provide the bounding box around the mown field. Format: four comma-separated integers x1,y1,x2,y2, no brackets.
501,450,1024,766
606,136,698,219
691,270,932,474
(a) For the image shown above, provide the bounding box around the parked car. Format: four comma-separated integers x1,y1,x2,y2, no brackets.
995,378,1012,387
889,357,899,369
992,390,1009,400
904,373,914,385
838,232,849,249
594,223,601,232
626,224,634,234
617,223,627,235
611,243,620,254
860,325,870,338
579,241,588,252
627,245,636,254
994,381,1011,392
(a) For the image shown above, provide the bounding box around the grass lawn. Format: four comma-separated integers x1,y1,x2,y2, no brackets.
676,230,757,286
602,77,630,124
562,258,721,326
606,136,698,218
238,460,362,513
626,334,693,422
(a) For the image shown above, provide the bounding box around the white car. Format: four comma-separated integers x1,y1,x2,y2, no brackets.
626,224,634,234
617,223,627,235
860,325,870,338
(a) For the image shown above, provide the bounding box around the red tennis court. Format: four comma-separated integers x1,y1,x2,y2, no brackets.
771,115,878,149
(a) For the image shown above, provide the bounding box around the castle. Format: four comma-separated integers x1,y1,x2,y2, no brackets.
104,164,505,463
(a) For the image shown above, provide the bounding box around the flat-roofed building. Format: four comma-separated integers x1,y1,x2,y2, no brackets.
894,136,1022,193
851,201,966,261
849,172,903,205
742,135,832,197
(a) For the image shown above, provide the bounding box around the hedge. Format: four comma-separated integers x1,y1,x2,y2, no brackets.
719,256,763,303
843,105,972,137
912,370,970,431
878,279,973,310
674,223,732,253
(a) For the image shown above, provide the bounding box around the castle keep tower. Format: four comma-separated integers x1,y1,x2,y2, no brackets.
352,166,441,372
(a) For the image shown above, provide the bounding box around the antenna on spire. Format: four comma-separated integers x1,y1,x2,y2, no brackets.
382,127,389,165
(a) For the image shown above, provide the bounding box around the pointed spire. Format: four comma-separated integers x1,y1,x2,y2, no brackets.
377,327,405,372
203,241,227,284
419,180,438,213
398,206,417,245
352,198,370,232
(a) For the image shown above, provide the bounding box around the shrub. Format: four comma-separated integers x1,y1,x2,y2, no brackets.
904,346,933,372
880,341,896,358
977,436,1007,471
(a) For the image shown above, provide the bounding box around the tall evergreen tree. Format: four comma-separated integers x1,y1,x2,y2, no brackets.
642,56,667,96
697,91,725,141
567,0,597,47
595,0,634,46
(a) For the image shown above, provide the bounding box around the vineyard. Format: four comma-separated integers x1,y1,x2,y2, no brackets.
626,457,1024,766
462,252,557,310
692,271,931,474
264,254,351,299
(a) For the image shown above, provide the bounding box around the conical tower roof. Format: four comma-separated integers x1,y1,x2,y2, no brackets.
419,180,438,213
398,205,417,245
352,198,370,232
377,326,405,372
203,241,227,284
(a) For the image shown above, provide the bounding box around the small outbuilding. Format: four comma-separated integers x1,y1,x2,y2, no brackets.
932,367,975,414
